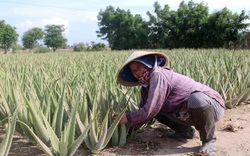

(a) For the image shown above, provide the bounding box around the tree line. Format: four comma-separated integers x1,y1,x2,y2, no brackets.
0,23,67,53
97,1,250,50
1,0,250,53
0,22,107,53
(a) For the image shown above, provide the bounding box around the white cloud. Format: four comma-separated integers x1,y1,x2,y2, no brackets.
17,18,70,34
8,4,97,24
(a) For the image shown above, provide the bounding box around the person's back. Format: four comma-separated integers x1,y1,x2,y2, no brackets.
139,66,224,113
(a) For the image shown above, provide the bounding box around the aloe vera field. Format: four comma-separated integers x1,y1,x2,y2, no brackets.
0,49,250,156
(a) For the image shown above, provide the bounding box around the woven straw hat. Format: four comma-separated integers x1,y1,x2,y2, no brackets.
117,51,168,86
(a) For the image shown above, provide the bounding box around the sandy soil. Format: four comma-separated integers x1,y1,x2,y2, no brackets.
1,102,250,156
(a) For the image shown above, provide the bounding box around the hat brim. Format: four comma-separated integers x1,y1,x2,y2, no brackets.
117,51,169,86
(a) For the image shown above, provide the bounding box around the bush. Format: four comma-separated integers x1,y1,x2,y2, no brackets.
12,44,23,53
91,43,106,51
73,42,107,52
34,46,52,53
73,42,86,52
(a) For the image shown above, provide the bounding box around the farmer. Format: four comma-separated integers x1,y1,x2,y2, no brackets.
115,51,225,156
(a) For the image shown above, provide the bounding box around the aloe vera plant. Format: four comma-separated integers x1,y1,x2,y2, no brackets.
15,99,92,156
0,107,19,156
0,49,249,155
83,107,127,154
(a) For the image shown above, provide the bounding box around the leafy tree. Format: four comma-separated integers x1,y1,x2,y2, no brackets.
97,0,249,49
205,8,249,48
175,1,209,48
22,27,44,49
0,20,4,45
0,20,18,54
97,6,149,50
147,2,175,48
147,1,209,49
43,24,67,52
132,15,150,49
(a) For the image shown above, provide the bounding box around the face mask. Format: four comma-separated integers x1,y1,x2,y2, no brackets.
138,69,150,87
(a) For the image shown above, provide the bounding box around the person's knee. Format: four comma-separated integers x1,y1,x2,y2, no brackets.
188,92,210,109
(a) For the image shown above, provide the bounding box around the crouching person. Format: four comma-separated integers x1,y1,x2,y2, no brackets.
115,51,225,156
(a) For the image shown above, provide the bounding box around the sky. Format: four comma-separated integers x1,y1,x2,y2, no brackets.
0,0,249,46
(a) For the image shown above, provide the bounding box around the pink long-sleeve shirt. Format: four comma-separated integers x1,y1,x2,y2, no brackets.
126,67,225,128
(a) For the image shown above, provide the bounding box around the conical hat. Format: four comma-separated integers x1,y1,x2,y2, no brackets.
117,51,168,86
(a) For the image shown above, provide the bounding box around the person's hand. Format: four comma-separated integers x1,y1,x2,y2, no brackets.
113,113,128,124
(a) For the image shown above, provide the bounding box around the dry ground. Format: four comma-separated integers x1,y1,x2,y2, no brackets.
1,102,250,156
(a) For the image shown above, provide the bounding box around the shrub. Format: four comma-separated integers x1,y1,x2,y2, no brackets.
73,42,107,52
34,46,52,53
12,44,23,53
91,42,106,51
73,42,86,52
